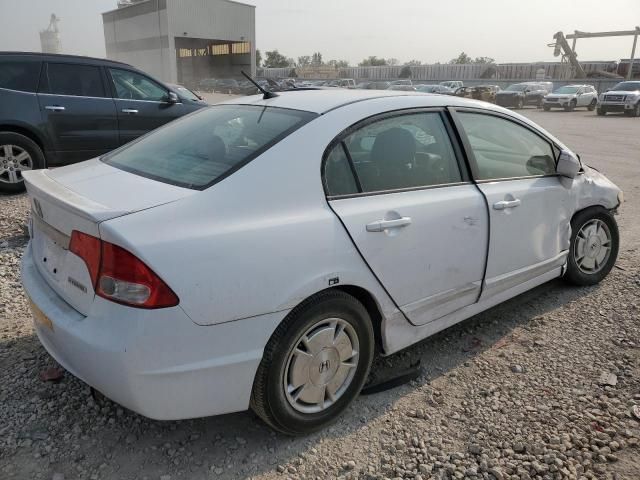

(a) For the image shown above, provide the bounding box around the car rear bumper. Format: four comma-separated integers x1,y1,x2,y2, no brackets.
22,243,287,420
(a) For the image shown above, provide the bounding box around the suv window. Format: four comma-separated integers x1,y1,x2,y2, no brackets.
45,63,106,97
108,68,168,101
335,112,461,193
457,112,556,180
0,60,41,93
103,105,315,189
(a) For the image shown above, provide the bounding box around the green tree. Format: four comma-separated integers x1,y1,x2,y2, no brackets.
449,52,472,64
255,49,262,68
405,59,423,66
297,55,311,68
311,52,323,66
263,50,290,68
399,66,412,78
358,56,387,67
327,59,349,68
473,56,495,65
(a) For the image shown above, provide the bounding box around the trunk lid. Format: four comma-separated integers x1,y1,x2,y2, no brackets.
23,160,195,315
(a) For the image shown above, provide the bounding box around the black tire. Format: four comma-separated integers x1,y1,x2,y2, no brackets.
250,290,374,435
564,207,619,286
0,132,45,194
564,100,576,112
543,105,551,111
625,103,640,117
597,108,606,116
587,99,597,111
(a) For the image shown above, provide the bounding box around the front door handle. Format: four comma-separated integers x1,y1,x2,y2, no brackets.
122,109,139,114
493,199,521,210
366,217,412,232
45,106,65,111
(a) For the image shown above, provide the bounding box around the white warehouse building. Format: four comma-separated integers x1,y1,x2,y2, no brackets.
102,0,256,86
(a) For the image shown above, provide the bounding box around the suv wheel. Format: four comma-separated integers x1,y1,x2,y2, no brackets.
587,99,597,111
250,290,374,435
564,207,619,286
625,102,640,117
564,100,576,112
0,132,44,194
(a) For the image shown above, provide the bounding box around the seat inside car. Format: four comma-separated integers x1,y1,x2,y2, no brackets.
367,127,418,190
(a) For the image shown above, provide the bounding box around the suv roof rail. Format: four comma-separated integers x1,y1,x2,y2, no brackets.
0,51,132,67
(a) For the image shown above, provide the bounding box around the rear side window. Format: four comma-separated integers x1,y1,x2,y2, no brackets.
103,105,315,189
0,60,41,92
45,63,106,97
339,112,462,193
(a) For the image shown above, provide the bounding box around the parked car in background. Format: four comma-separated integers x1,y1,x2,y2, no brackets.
22,89,622,435
440,80,463,90
388,85,417,91
0,52,208,193
214,78,239,94
455,85,500,103
327,79,356,89
543,85,598,112
415,84,454,94
198,77,217,92
597,81,640,117
390,79,412,86
495,82,552,109
369,81,391,90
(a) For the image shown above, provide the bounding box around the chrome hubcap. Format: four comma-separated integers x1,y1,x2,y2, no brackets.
574,219,612,274
0,144,32,184
284,318,359,413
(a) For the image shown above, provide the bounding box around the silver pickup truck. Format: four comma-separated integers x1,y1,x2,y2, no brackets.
597,80,640,117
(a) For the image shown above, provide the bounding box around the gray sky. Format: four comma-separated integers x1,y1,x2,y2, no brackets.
1,0,639,64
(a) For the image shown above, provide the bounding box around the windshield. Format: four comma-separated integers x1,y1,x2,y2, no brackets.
553,86,579,94
611,82,640,92
505,84,528,92
103,105,316,190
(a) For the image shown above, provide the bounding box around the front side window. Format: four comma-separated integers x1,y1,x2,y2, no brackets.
45,63,105,97
457,112,556,180
108,68,168,101
103,105,315,189
0,60,41,93
335,112,462,193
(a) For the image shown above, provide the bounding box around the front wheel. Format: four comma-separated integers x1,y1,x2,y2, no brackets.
543,105,551,111
564,100,576,112
0,132,45,194
625,103,640,117
250,290,374,435
564,207,619,286
587,99,597,111
515,98,524,109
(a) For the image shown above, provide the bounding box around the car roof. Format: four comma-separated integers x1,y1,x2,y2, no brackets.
220,89,511,114
0,51,131,68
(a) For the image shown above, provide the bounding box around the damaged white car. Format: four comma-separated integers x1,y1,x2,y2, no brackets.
21,90,622,435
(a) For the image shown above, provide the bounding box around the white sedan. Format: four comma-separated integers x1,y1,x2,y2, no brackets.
22,89,622,435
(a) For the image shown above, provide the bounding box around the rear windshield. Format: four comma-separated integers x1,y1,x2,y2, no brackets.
103,105,315,189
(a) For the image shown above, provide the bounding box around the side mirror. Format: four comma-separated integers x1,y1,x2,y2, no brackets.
167,91,179,104
556,150,581,179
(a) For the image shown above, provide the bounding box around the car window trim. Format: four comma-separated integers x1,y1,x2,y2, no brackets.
447,106,562,183
322,107,472,200
42,61,108,98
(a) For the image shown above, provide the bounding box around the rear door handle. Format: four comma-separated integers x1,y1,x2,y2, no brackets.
366,217,412,232
122,109,139,114
493,199,521,210
44,106,65,111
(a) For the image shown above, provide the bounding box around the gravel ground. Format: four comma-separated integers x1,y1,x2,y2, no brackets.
0,109,639,480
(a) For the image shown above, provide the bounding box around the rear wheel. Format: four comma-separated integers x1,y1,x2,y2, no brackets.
250,290,374,435
564,207,619,286
0,132,44,194
587,99,597,111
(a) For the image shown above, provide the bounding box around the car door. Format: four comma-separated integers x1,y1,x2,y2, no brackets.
452,109,571,300
106,67,186,146
324,110,488,326
37,62,119,163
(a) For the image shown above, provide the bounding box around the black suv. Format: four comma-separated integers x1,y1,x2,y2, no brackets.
0,52,208,193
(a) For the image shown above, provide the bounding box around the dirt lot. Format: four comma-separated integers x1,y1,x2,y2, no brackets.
1,108,639,480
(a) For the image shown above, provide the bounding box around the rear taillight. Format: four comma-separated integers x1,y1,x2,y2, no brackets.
69,231,179,309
